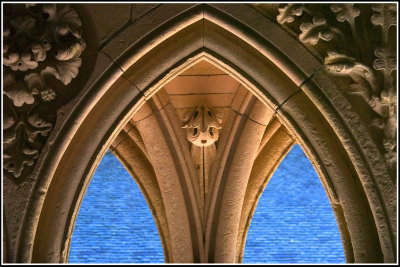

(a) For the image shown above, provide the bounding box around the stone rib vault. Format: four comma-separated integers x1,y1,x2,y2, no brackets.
2,3,397,263
110,61,295,262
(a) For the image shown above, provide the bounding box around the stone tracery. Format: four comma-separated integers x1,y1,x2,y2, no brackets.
2,3,397,264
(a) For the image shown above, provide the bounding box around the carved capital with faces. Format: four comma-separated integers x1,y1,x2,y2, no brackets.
182,105,222,147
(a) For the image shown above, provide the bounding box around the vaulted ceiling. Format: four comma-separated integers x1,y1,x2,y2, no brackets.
110,59,295,262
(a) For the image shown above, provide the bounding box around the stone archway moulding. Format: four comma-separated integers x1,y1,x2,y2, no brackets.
2,3,396,263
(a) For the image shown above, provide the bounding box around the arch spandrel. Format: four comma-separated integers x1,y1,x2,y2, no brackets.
2,3,396,264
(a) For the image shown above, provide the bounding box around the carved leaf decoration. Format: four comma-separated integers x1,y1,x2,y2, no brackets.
4,88,38,107
4,146,38,178
26,113,53,142
52,4,83,39
43,57,81,85
3,53,19,67
4,53,39,72
3,3,85,180
41,4,57,21
182,105,222,147
58,5,82,28
273,4,397,176
373,47,396,73
9,15,36,32
347,83,384,117
3,72,39,107
24,72,44,91
371,4,397,34
324,51,357,74
277,4,304,24
324,51,378,94
3,113,17,144
3,71,15,87
55,41,85,61
31,41,51,62
383,111,397,172
330,4,360,23
3,113,16,130
383,115,397,149
3,111,52,178
24,72,58,102
324,51,381,112
4,72,40,107
299,15,335,45
3,3,85,107
367,95,387,118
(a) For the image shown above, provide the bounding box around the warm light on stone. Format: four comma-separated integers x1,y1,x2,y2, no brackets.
2,3,396,264
182,104,222,147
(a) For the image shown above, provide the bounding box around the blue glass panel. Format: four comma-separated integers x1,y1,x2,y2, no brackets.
243,144,345,263
68,151,164,263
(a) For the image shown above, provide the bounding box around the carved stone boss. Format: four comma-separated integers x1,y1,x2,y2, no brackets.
3,4,86,179
276,4,397,177
182,105,222,206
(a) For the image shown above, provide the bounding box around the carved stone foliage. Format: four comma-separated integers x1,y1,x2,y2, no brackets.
274,3,397,177
182,104,222,148
3,4,86,180
182,105,223,205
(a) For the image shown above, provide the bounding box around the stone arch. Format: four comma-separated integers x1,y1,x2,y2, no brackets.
3,3,395,264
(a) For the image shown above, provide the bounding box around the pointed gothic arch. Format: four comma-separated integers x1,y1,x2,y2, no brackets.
3,3,396,263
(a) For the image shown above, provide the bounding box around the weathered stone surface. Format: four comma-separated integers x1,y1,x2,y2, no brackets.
131,4,159,22
84,4,130,46
2,3,396,264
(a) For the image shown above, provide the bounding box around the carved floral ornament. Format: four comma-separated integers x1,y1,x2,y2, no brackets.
275,3,397,176
2,3,396,181
182,105,222,147
3,4,86,179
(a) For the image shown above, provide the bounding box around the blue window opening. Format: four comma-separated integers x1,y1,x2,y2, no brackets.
68,151,165,263
243,144,345,263
69,144,345,263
